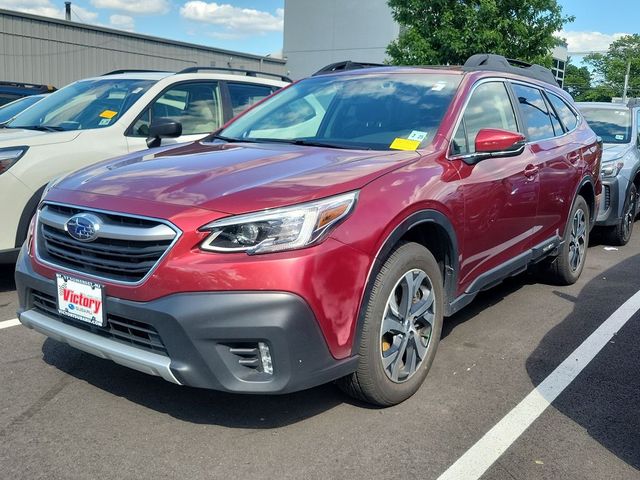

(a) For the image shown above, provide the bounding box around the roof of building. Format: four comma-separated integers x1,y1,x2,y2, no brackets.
0,8,285,65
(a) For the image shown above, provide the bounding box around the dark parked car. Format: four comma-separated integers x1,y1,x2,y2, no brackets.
0,81,55,107
16,55,602,406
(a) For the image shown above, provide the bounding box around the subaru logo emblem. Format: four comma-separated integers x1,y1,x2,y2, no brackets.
65,213,102,242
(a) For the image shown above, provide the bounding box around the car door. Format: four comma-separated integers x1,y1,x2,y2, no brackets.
514,85,582,245
451,80,540,289
126,81,223,152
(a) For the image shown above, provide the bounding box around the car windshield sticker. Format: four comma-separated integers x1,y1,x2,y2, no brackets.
390,138,421,151
431,81,447,92
99,118,111,126
407,130,428,142
99,110,118,119
615,134,625,140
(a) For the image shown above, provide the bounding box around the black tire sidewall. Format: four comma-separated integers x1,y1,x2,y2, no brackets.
561,195,590,283
359,242,444,405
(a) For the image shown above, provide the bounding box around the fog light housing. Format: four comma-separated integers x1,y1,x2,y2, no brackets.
258,342,273,375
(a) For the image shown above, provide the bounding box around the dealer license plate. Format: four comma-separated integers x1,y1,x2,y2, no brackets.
56,274,106,327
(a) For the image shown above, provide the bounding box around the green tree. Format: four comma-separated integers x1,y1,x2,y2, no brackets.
563,62,592,100
386,0,574,66
584,34,640,101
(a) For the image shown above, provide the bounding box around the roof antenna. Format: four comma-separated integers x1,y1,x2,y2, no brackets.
65,2,72,21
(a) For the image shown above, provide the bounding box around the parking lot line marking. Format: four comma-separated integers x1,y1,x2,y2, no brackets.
437,289,640,480
0,318,21,330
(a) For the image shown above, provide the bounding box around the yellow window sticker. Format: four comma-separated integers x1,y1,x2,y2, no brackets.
99,110,118,119
390,138,421,151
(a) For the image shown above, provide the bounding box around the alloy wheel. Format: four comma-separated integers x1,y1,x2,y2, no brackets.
568,208,586,272
379,269,435,383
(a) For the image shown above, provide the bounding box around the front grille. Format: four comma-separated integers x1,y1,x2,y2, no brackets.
31,289,168,356
604,185,611,211
36,203,178,283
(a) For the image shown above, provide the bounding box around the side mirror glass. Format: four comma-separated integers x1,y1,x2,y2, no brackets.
146,118,182,148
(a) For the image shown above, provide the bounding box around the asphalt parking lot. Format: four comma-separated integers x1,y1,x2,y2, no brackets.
1,232,639,480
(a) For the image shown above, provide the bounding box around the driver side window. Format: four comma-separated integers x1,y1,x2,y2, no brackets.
130,82,222,137
452,82,518,155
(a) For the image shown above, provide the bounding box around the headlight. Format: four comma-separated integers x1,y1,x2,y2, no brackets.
200,191,358,254
0,146,28,174
601,161,624,178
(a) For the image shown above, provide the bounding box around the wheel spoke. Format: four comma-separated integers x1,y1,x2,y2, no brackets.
382,312,405,334
411,288,434,319
390,335,409,381
414,333,428,361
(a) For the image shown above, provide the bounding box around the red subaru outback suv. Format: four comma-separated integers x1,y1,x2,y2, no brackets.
15,55,601,406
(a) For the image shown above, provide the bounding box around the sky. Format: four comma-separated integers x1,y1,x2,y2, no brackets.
0,0,638,59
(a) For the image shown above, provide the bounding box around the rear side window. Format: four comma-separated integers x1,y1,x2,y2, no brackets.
512,84,555,142
228,83,278,117
452,81,518,155
547,93,578,131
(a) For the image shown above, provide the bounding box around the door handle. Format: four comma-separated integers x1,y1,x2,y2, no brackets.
524,164,539,178
567,151,581,164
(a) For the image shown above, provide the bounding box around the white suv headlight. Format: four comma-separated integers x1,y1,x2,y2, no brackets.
0,146,28,174
199,191,358,255
601,161,624,178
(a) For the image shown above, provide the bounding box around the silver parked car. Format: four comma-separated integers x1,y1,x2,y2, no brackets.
578,101,640,245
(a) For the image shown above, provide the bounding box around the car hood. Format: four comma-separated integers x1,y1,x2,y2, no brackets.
53,141,422,214
0,127,81,146
602,143,634,162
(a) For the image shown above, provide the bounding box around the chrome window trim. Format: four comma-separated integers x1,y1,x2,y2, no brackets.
447,77,582,161
35,201,183,286
446,77,522,160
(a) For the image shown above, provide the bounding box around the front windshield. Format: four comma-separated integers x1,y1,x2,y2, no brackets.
580,107,631,144
220,73,461,151
0,95,42,123
7,78,155,132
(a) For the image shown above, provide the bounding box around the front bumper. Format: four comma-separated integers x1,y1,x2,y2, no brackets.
15,248,358,394
596,177,622,226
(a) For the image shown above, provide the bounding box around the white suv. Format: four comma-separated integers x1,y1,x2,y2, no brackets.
0,68,289,262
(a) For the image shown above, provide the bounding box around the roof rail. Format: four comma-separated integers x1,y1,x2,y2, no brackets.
102,69,172,76
463,54,558,86
176,66,292,83
0,80,56,92
312,60,386,76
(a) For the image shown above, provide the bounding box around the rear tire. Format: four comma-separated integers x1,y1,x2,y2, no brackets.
605,183,637,246
541,195,589,286
337,242,443,407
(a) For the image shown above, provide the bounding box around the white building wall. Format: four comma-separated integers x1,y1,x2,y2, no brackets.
283,0,399,79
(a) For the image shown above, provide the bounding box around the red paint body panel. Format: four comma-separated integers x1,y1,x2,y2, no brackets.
30,69,602,361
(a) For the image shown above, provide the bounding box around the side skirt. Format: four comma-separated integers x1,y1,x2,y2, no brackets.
446,235,562,316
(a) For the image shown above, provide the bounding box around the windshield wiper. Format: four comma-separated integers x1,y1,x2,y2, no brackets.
210,134,249,143
243,137,366,150
8,125,66,132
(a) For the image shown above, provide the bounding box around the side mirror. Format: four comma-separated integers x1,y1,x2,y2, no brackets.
475,128,526,156
146,118,182,148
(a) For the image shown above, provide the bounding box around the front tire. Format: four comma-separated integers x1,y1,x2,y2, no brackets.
338,242,443,407
605,183,637,246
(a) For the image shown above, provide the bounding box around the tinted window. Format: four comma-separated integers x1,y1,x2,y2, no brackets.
547,93,578,131
221,74,461,151
546,96,564,135
452,82,518,155
228,83,277,117
131,82,222,137
580,107,631,144
512,84,555,141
